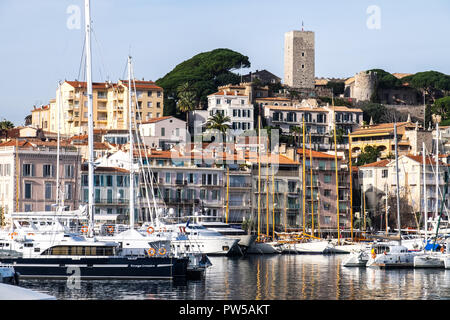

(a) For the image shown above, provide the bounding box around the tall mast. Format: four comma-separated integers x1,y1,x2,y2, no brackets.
332,99,340,243
56,82,61,208
302,117,306,234
266,172,269,238
309,132,314,237
423,142,427,241
257,114,261,241
435,123,439,221
128,56,135,229
394,123,401,245
226,167,229,224
385,183,389,236
85,0,95,237
272,164,275,239
348,136,353,241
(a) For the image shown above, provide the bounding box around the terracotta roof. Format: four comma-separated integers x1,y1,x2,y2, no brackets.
65,81,111,90
81,164,129,173
315,79,329,86
265,105,328,112
208,91,247,97
255,97,291,101
359,159,391,168
403,154,446,166
119,80,162,90
392,73,413,79
140,116,176,124
344,77,355,85
31,105,49,112
350,122,413,136
297,148,342,160
325,106,363,113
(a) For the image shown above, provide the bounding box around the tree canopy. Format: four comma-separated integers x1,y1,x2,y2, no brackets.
355,145,381,166
432,96,450,123
401,71,450,100
0,120,14,130
368,69,403,89
156,48,250,117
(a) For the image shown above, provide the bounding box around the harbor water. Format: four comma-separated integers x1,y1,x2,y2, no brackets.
17,254,450,300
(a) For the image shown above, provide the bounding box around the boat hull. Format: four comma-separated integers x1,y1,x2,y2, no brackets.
414,254,444,268
247,242,281,254
342,252,369,267
367,253,415,268
281,241,333,254
0,256,189,280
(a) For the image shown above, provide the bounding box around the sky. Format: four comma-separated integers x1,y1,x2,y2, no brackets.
0,0,449,126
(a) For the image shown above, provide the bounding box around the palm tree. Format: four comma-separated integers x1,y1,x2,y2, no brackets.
205,112,231,135
176,82,197,134
290,126,301,148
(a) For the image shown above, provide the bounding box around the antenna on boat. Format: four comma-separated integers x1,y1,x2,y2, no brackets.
128,55,135,230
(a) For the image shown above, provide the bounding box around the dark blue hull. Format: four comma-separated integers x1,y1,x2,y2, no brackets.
0,256,189,280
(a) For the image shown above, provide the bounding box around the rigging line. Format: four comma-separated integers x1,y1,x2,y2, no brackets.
77,33,86,81
92,28,110,82
130,67,163,223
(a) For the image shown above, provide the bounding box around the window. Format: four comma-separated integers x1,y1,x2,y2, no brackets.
216,99,221,105
23,164,34,177
65,165,74,178
382,169,388,178
161,127,165,136
324,175,332,183
147,91,152,97
165,172,171,183
147,102,153,108
157,102,161,109
157,91,161,97
106,175,113,187
324,189,331,197
65,183,73,200
24,204,32,212
43,164,53,177
25,182,32,199
45,182,52,200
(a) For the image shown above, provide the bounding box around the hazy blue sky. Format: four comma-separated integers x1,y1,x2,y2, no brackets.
1,0,449,125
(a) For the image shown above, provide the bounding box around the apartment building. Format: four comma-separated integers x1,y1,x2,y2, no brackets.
0,140,81,218
138,116,187,150
207,90,254,134
39,80,164,136
350,121,432,159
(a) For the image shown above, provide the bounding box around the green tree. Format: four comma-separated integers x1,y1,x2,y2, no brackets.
156,48,250,116
176,82,197,132
326,81,345,95
205,112,231,134
358,102,387,124
355,145,381,166
431,96,450,122
402,71,450,101
0,120,14,130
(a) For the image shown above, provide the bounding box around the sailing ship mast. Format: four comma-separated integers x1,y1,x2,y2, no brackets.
302,117,306,234
332,96,340,243
435,123,439,222
394,122,401,245
85,0,95,238
226,167,229,224
257,113,261,241
128,56,135,229
272,165,275,239
309,132,314,237
348,136,353,241
423,142,428,241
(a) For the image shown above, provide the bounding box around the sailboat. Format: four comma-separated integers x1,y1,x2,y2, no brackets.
366,122,418,268
247,110,281,254
0,0,190,280
278,118,334,254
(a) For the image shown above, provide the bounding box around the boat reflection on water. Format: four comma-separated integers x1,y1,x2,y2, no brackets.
17,255,450,300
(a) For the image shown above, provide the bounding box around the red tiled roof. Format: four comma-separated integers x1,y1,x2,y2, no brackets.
119,80,162,90
140,116,175,124
359,159,391,168
65,81,111,90
208,91,247,97
296,148,342,160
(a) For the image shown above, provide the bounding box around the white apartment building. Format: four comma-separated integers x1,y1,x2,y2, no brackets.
207,90,254,134
138,116,187,150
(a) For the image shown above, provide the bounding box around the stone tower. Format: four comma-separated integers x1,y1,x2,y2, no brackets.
353,70,378,101
284,30,315,89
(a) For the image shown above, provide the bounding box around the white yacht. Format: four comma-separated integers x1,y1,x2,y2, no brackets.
197,220,257,250
366,243,417,268
342,249,370,267
280,239,334,254
139,222,240,256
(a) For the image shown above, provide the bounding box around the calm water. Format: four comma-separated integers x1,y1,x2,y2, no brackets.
18,255,450,300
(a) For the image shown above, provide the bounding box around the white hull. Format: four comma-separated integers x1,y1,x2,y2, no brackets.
414,253,445,268
342,251,369,267
0,283,56,300
247,242,281,254
367,252,416,268
329,243,368,254
281,240,333,254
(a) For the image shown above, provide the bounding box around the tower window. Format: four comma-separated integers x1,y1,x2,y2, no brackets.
302,52,305,56
302,65,305,68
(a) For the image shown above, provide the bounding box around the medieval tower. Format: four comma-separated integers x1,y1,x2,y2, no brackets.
284,30,315,89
